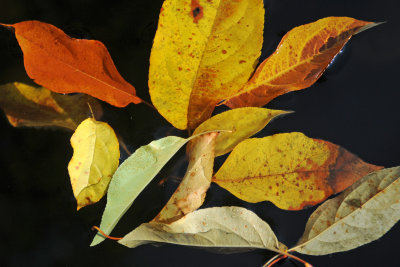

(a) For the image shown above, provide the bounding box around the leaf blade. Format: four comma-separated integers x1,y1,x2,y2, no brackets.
293,167,400,255
149,0,264,129
120,206,283,252
224,17,377,108
2,21,141,107
68,118,120,210
153,132,218,224
90,135,197,246
0,82,102,130
213,132,381,210
190,107,290,157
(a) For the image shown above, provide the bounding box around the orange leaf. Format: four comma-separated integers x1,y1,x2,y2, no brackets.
224,17,378,108
1,21,141,107
213,132,382,210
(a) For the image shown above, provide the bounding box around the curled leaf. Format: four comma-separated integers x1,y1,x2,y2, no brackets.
0,82,102,130
149,0,264,129
68,118,120,210
1,21,141,107
120,206,284,252
91,133,213,246
293,167,400,255
213,132,381,210
224,17,378,108
190,107,291,157
153,132,218,224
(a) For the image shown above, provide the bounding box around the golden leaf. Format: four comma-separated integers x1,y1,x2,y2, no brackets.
149,0,264,129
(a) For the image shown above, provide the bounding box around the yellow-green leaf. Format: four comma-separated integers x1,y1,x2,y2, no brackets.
153,132,218,224
292,167,400,255
0,82,102,130
120,206,284,252
68,118,120,210
224,17,378,108
149,0,264,129
91,132,216,246
213,132,381,210
190,107,290,157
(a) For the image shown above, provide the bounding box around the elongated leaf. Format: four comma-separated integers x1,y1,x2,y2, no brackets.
213,132,381,210
149,0,264,129
153,132,218,224
68,118,119,210
1,21,141,107
293,167,400,255
0,82,102,130
190,107,290,157
224,17,378,108
120,206,284,252
91,133,211,246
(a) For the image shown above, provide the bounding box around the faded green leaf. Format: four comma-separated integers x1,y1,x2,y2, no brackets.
153,132,218,224
120,206,284,252
190,107,290,157
292,167,400,255
91,133,213,246
0,82,102,130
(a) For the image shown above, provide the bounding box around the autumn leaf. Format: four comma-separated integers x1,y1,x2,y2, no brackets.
91,132,217,246
292,167,400,255
189,107,290,157
68,118,120,210
153,132,218,224
120,206,285,252
1,21,141,107
149,0,264,129
213,132,381,210
0,82,102,130
224,17,379,108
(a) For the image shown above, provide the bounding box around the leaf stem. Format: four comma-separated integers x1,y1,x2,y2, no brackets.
91,226,122,241
141,99,156,111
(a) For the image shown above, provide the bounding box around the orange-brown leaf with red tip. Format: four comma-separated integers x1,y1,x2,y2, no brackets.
224,17,378,108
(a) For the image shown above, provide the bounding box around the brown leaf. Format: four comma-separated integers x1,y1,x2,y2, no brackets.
1,21,141,107
0,82,102,130
153,132,218,224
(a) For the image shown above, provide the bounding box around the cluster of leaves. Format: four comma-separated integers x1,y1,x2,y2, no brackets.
1,0,398,266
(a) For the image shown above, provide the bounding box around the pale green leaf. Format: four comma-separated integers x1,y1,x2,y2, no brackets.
292,167,400,255
119,206,284,252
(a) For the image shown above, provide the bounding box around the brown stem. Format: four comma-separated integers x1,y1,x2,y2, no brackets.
91,226,122,241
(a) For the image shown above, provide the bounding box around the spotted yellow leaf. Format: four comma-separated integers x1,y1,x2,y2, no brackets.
213,132,381,210
149,0,264,129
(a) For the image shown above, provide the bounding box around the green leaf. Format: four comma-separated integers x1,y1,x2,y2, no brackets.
91,134,210,246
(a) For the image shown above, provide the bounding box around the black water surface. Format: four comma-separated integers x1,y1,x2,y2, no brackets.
1,0,400,266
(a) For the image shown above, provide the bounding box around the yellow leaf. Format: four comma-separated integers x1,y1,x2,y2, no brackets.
149,0,264,129
224,17,378,108
213,132,381,210
190,107,290,157
68,118,119,210
153,132,218,224
0,82,102,130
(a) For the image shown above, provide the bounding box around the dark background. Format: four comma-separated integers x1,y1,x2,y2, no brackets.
1,0,400,266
